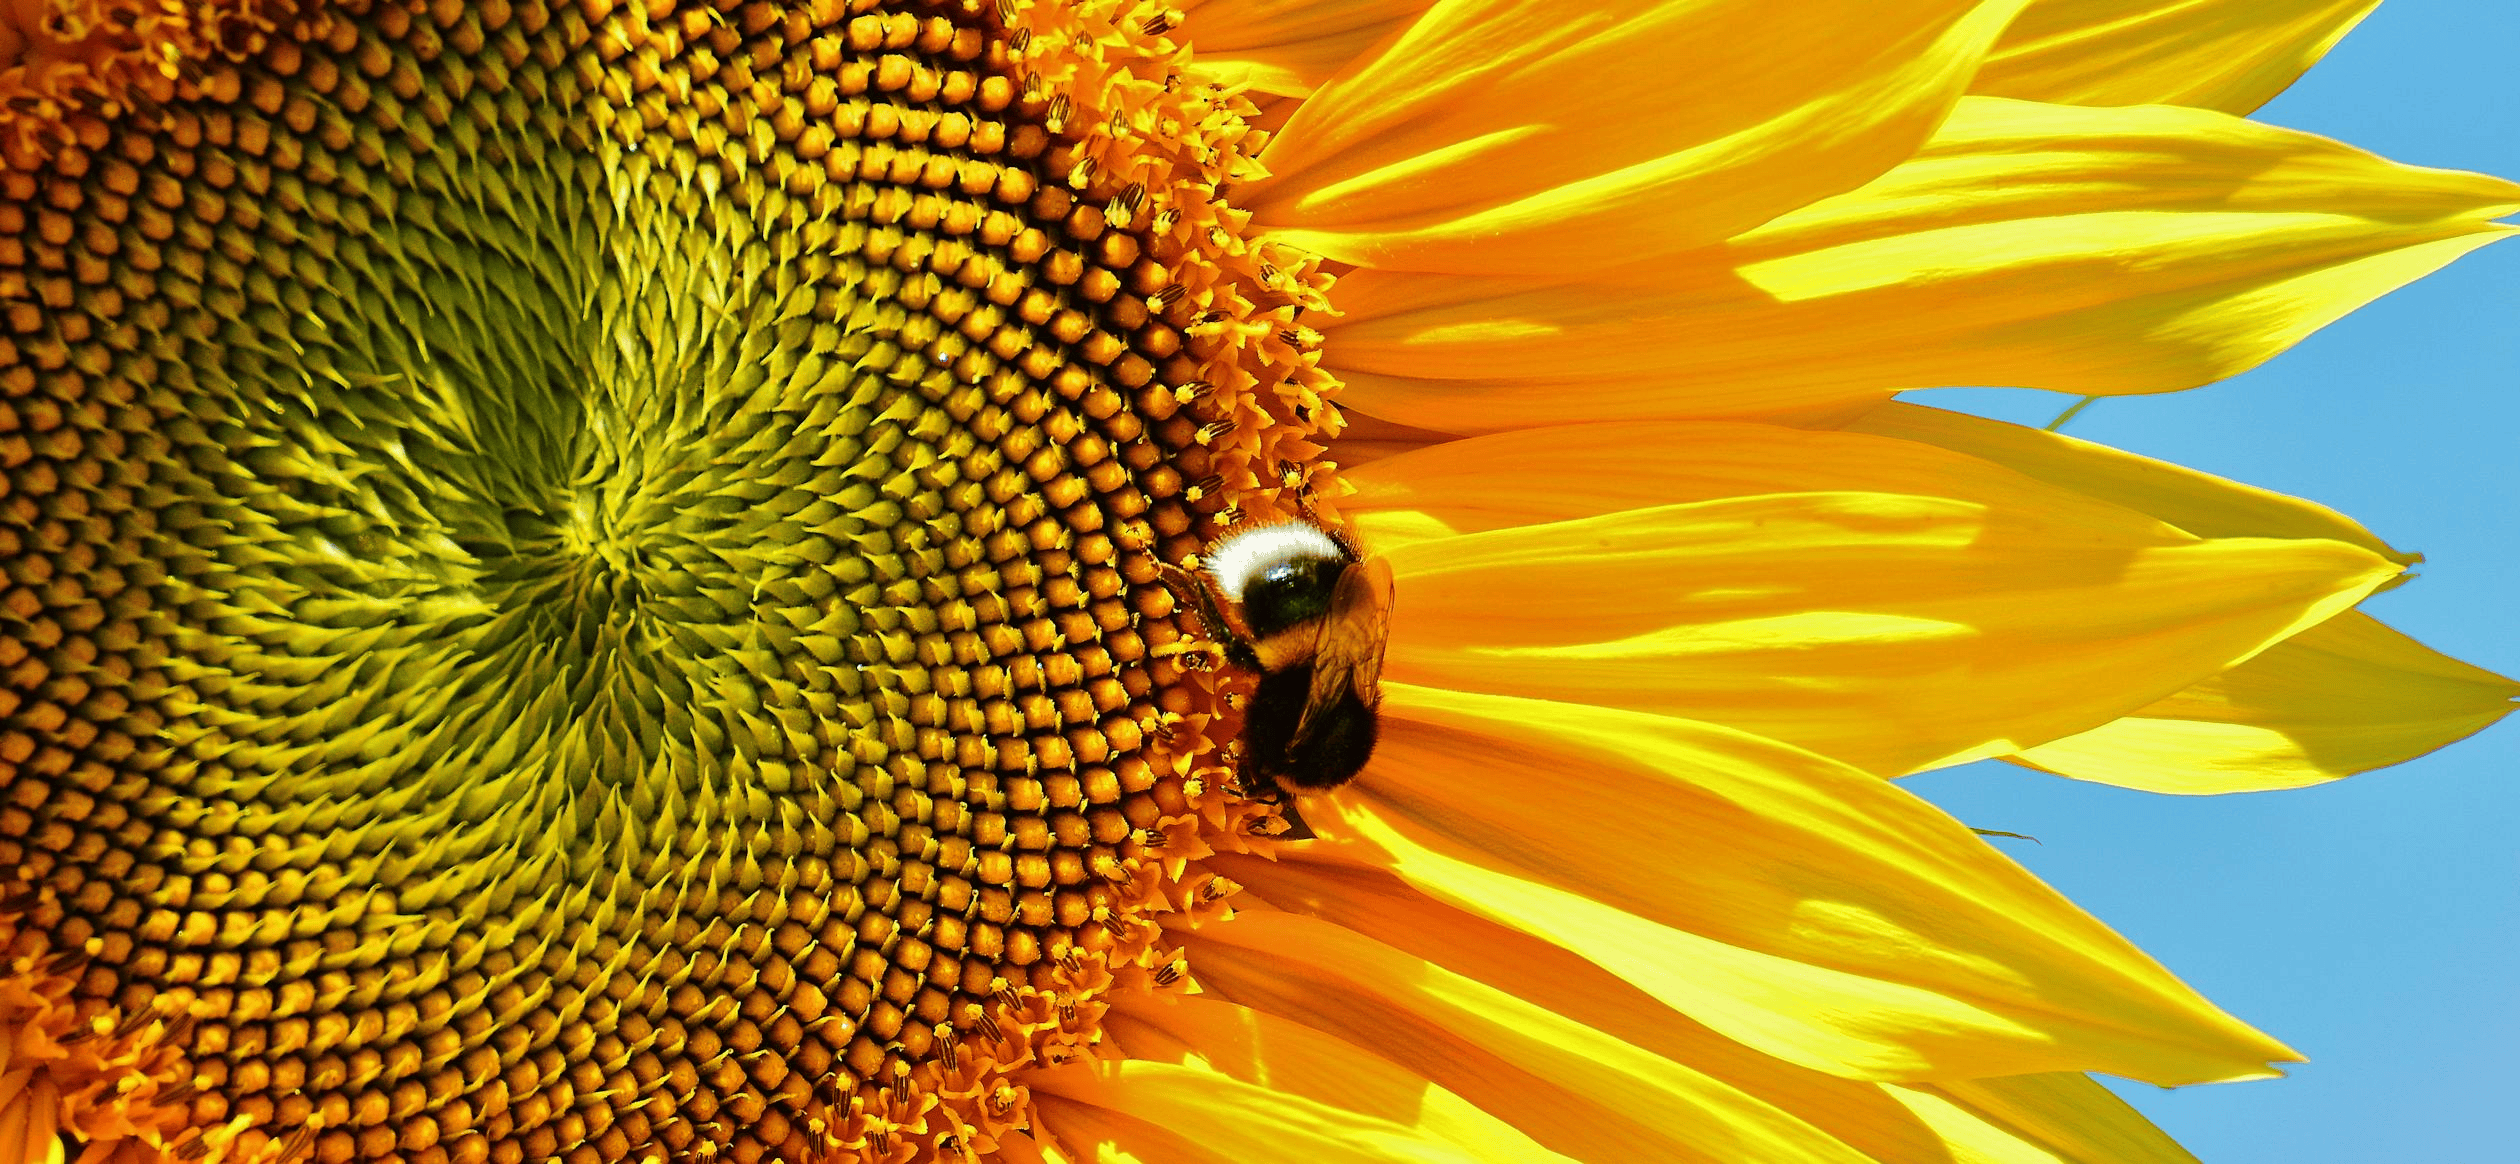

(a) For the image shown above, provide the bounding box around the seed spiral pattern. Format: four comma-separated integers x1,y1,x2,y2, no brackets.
0,0,1328,1159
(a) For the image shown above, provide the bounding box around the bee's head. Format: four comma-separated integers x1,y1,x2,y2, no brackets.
1205,522,1354,641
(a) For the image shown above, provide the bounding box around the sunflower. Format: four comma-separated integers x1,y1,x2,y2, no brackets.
0,0,2511,1160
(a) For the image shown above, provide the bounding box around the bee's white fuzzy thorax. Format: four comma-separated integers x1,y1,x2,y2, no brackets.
1203,522,1346,602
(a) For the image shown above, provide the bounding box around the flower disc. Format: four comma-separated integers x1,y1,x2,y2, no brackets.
0,0,1313,1159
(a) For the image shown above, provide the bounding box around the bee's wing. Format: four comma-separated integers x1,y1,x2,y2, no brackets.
1291,556,1395,747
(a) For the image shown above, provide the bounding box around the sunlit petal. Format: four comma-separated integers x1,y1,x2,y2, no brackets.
1350,428,2400,774
1976,0,2380,113
1311,685,2300,1083
1212,856,2190,1164
1028,996,1572,1163
1838,404,2519,789
1892,1073,2201,1163
1839,402,2412,563
1183,907,1878,1162
1177,0,1437,97
1323,98,2519,428
1206,854,1995,1162
1244,0,2026,274
2012,610,2519,792
1344,417,2184,549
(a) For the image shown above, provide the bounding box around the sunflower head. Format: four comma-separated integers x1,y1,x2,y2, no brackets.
7,0,2517,1161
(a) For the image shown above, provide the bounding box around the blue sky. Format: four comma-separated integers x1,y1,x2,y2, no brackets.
1901,3,2519,1159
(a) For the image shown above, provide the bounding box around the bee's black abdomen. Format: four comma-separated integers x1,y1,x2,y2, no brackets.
1244,662,1379,792
1239,665,1311,789
1287,689,1379,790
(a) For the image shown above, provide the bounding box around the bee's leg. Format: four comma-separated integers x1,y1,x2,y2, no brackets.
1151,636,1229,675
1151,560,1228,637
1227,755,1271,803
1234,759,1318,841
1150,559,1261,670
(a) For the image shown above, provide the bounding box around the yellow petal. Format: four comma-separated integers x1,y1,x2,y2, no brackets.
1351,429,2402,774
1322,98,2520,429
1211,853,2001,1164
1976,0,2380,114
1184,908,1878,1163
2011,610,2519,793
1840,401,2413,565
992,1131,1091,1164
1022,1099,1227,1164
1312,685,2300,1084
1835,405,2519,790
1243,0,2026,274
1027,996,1572,1163
1894,1073,2200,1164
1345,417,2173,551
1178,0,1436,98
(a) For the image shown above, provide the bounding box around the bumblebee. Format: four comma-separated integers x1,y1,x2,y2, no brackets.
1164,519,1395,834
